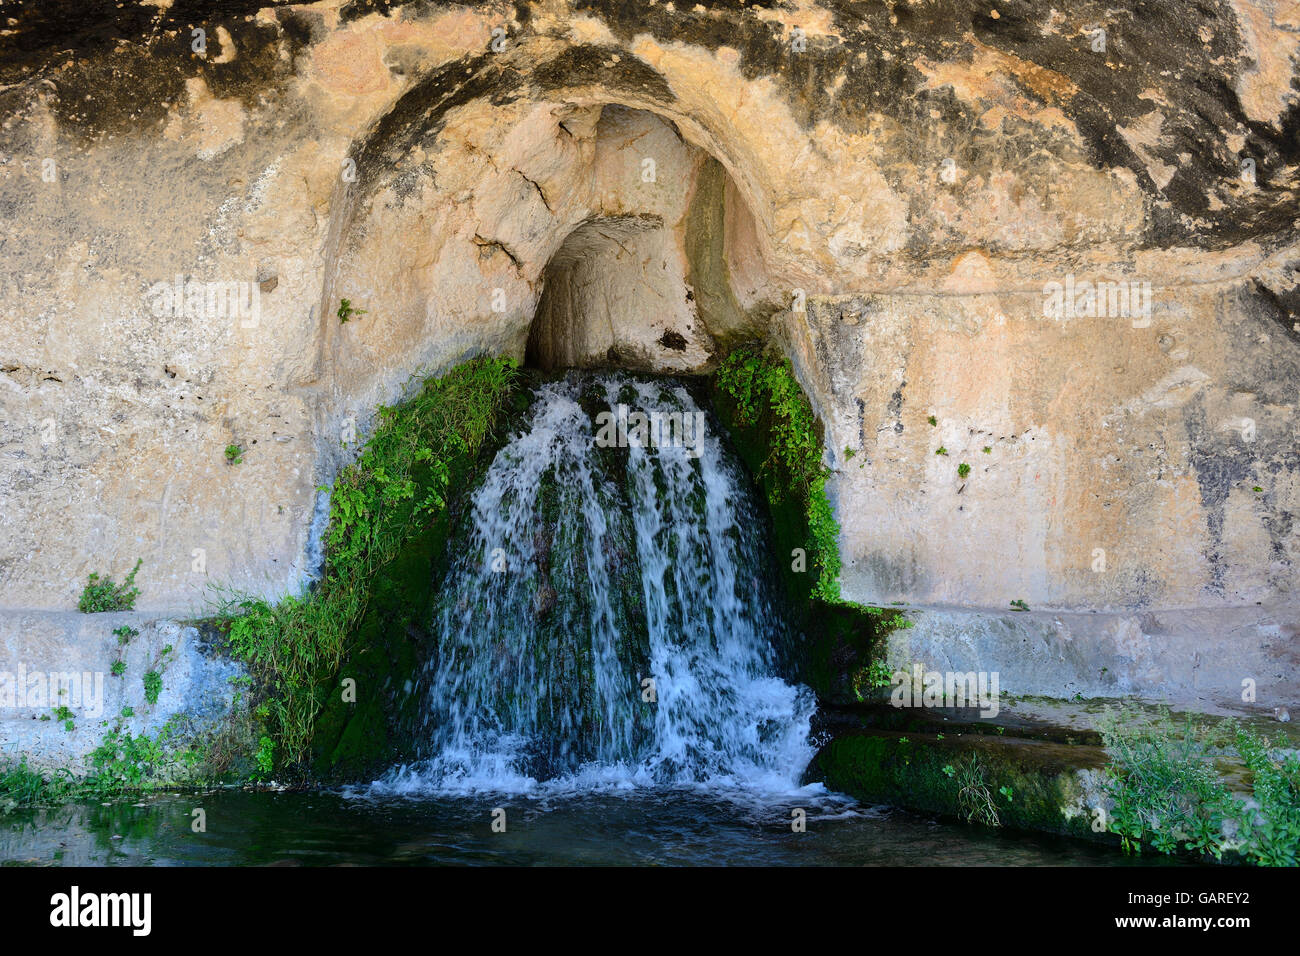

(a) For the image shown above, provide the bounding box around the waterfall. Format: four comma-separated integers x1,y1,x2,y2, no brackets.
375,371,817,795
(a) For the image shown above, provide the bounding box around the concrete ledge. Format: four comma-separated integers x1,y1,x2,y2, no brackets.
0,611,243,774
885,604,1300,711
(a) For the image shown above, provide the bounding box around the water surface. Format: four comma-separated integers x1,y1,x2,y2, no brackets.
1,789,1178,866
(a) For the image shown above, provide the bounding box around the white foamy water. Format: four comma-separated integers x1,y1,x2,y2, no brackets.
367,372,818,799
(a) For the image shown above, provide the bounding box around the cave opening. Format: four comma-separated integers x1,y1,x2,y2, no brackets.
522,104,768,375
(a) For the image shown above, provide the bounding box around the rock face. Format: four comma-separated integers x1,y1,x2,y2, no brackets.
0,1,1296,705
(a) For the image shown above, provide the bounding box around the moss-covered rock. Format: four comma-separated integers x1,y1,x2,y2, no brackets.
807,728,1110,841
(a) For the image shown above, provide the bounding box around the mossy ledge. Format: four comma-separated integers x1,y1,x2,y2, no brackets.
807,729,1109,842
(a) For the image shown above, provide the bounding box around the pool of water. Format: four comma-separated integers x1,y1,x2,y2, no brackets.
1,787,1178,866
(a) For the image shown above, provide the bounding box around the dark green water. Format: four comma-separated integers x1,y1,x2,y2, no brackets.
1,789,1176,866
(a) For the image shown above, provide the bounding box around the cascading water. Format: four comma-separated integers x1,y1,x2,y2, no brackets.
376,371,817,796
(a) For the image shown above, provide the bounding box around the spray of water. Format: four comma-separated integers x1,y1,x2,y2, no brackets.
373,372,817,797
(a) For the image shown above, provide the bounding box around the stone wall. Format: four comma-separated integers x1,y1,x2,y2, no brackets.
0,0,1296,701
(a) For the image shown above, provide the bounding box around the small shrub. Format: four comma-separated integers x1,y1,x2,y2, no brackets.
77,560,142,612
337,298,367,323
255,735,275,779
141,644,174,706
143,671,163,705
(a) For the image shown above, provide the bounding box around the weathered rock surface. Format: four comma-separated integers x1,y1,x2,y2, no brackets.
0,1,1296,709
0,612,243,773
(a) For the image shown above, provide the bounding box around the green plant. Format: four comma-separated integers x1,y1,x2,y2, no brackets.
927,416,937,426
954,754,1000,827
982,446,991,454
337,298,367,323
212,356,519,768
112,624,137,643
957,462,971,479
77,560,142,612
141,643,173,706
1009,599,1029,611
851,659,896,700
843,446,856,460
1232,727,1300,866
942,764,956,778
715,345,842,601
0,757,75,813
83,721,199,795
935,446,948,456
111,660,125,677
999,785,1014,802
255,735,275,779
1099,708,1238,859
225,444,243,464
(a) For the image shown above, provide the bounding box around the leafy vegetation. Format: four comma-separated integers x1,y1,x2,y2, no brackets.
851,659,895,700
225,444,244,464
1100,707,1300,865
111,624,135,678
1,717,204,812
337,298,367,323
77,560,142,612
715,344,842,602
141,644,174,706
212,356,519,769
84,718,205,796
957,462,971,479
1009,599,1029,611
715,344,912,706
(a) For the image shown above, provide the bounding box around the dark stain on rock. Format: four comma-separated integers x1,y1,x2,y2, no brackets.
659,330,688,351
0,1,315,141
532,45,676,104
353,52,523,194
1,0,1295,248
1248,277,1300,347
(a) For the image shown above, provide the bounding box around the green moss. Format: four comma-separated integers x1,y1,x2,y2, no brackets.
213,356,520,773
710,343,912,692
808,731,1102,840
